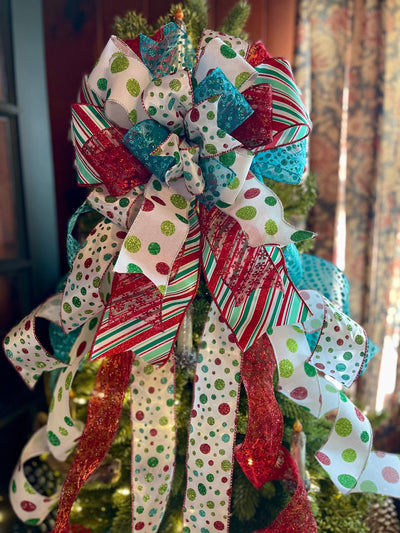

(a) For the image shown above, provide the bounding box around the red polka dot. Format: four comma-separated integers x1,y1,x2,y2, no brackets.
143,199,155,211
15,366,22,372
218,315,225,323
24,320,31,331
151,196,166,206
148,387,155,394
354,407,365,422
316,452,331,466
208,460,214,466
21,501,37,512
77,342,87,357
334,326,340,332
244,188,261,199
106,211,114,218
190,108,200,122
221,477,228,483
214,521,225,530
382,466,399,484
191,409,197,418
315,363,325,370
337,339,344,346
290,387,308,400
302,291,310,300
22,348,28,354
84,258,93,268
316,303,324,309
136,411,144,421
156,262,170,275
200,443,211,454
215,358,221,365
92,292,99,298
150,429,157,436
135,522,145,530
163,465,169,472
376,451,386,458
218,403,230,415
116,231,127,239
228,334,236,343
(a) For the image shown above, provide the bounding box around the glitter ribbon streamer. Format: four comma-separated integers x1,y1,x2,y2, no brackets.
53,350,134,531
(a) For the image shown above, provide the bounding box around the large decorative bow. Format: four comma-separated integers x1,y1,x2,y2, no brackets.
5,23,397,533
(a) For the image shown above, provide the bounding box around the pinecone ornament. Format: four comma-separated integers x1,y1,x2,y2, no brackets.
365,496,400,533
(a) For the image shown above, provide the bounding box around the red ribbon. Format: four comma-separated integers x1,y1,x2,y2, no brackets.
235,335,316,532
52,351,134,532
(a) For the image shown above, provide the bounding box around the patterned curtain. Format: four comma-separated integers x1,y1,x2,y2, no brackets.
294,0,400,410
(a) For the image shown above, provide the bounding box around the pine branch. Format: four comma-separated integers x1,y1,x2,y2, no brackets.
112,11,154,40
218,1,251,40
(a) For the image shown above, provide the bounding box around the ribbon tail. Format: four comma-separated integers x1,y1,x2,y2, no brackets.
234,335,282,489
53,351,134,532
253,447,316,533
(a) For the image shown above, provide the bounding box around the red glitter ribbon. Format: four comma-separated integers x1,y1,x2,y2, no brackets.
234,335,283,489
232,84,273,149
201,206,283,307
52,351,134,532
253,447,317,533
81,126,151,196
235,335,316,532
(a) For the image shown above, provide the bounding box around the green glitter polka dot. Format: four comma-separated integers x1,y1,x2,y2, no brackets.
335,417,353,437
129,109,138,124
148,242,160,255
127,263,143,273
265,219,278,235
355,334,365,345
126,78,140,97
236,206,257,220
221,460,231,472
147,457,159,468
290,230,313,242
342,448,357,462
97,78,107,91
159,416,168,425
286,338,298,353
220,44,237,58
235,72,251,88
161,220,175,236
360,431,370,443
187,488,196,501
170,194,187,209
48,431,60,446
360,480,377,492
304,362,317,377
59,427,68,436
64,416,74,427
206,501,215,509
264,196,277,206
279,359,294,378
25,519,40,526
228,176,240,191
198,483,207,495
205,144,217,155
110,55,129,73
214,379,225,390
65,372,73,389
63,302,72,314
148,106,157,116
125,235,141,253
169,79,182,91
338,474,357,489
207,111,215,120
11,480,16,493
219,151,236,168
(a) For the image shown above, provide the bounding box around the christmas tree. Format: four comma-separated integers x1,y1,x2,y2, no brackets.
4,2,400,533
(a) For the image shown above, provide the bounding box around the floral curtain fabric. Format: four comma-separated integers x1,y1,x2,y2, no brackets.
294,0,400,409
